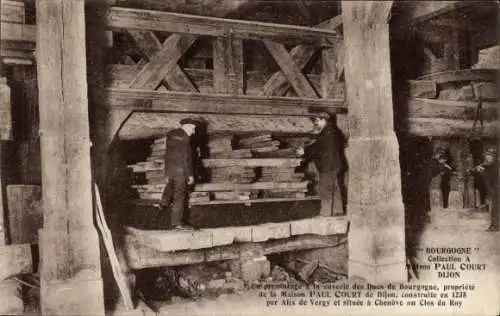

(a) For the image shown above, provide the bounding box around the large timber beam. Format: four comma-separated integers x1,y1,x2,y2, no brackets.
105,7,342,45
401,1,477,25
403,118,498,137
105,88,345,116
36,0,104,314
407,98,498,121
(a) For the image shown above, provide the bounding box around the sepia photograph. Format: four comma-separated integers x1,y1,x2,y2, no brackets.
0,0,498,315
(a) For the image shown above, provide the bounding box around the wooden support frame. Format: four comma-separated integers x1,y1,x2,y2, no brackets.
106,7,342,45
127,30,198,92
105,88,345,115
213,37,244,94
129,33,197,89
36,0,104,314
263,40,319,98
260,15,343,97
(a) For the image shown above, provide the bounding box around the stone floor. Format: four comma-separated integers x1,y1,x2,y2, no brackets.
115,206,499,316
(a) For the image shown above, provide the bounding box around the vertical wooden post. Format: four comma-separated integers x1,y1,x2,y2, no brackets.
0,77,11,245
36,0,104,314
213,37,244,94
321,24,347,216
342,1,407,283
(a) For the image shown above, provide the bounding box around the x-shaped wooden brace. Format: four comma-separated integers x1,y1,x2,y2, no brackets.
260,15,344,98
127,30,198,91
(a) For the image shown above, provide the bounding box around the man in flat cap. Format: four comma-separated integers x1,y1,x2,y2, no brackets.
297,114,345,216
468,146,498,231
160,118,199,230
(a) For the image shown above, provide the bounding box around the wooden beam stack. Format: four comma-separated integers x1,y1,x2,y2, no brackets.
128,136,210,203
191,133,312,202
128,133,315,204
404,69,499,137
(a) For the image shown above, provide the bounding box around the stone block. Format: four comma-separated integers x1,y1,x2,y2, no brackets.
41,279,104,316
0,280,23,315
251,222,290,242
232,226,253,242
290,218,315,235
238,243,264,259
348,259,407,284
0,243,33,280
203,228,234,247
239,258,271,281
136,230,213,252
203,226,252,247
290,217,349,236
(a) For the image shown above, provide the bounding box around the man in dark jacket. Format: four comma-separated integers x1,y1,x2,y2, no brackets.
298,114,343,216
429,143,455,209
160,118,198,230
469,146,498,231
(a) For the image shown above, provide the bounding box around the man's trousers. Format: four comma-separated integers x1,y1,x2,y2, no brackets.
160,178,187,227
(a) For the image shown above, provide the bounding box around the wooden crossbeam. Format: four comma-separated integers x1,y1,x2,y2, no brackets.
263,40,318,98
260,15,343,97
407,98,498,121
129,33,197,89
106,7,342,45
107,65,345,99
417,69,499,84
213,37,244,94
105,87,345,116
403,118,498,137
127,30,197,92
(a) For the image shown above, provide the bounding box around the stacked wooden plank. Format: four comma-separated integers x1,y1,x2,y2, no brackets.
208,134,252,159
207,134,255,186
404,69,499,137
131,183,165,201
237,134,280,154
128,137,210,203
259,165,307,199
210,166,256,184
237,135,309,199
199,157,307,201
